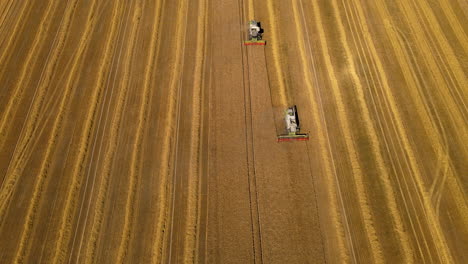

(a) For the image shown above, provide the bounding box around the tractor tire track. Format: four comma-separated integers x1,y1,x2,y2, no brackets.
396,1,468,130
238,0,264,262
167,0,192,261
390,24,468,225
455,0,468,17
81,0,154,262
292,1,351,262
69,3,134,262
408,0,468,142
436,0,468,53
0,0,22,49
65,2,132,262
346,8,434,258
194,10,213,262
49,2,125,263
109,2,144,263
0,0,34,68
0,0,60,154
345,1,435,261
0,0,20,52
0,0,72,183
364,1,456,262
68,3,131,263
152,0,188,262
410,0,467,97
305,1,385,262
348,0,462,261
0,0,79,224
330,0,414,261
100,0,165,262
70,1,137,262
350,4,441,261
10,1,99,262
372,0,468,254
0,0,14,29
345,3,455,262
113,0,163,261
181,0,208,262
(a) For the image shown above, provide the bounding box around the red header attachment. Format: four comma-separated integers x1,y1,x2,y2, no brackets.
244,41,266,46
277,135,309,142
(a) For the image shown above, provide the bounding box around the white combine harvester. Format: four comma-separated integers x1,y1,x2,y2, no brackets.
244,20,266,46
277,106,309,142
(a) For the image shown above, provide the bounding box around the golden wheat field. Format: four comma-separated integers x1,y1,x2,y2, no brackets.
0,0,467,263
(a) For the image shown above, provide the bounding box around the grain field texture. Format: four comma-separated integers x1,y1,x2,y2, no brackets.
0,0,466,263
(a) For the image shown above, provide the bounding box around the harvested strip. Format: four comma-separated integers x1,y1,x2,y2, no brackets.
114,2,144,262
0,0,60,149
265,0,288,106
0,0,79,225
0,0,32,65
182,0,207,262
368,1,456,262
331,0,413,261
293,0,350,262
411,0,467,96
151,0,188,262
437,0,468,53
11,0,99,262
82,1,150,262
307,1,385,262
50,2,124,263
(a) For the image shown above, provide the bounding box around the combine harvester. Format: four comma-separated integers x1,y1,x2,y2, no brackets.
277,106,309,142
244,20,266,46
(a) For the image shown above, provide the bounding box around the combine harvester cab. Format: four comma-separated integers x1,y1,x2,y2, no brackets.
277,106,309,142
244,20,266,46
